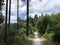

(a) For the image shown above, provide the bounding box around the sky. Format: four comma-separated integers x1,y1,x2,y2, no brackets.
2,0,60,23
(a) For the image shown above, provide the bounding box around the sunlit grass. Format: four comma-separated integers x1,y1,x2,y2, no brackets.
28,38,47,41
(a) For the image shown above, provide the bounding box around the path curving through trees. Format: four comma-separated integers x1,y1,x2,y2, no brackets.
28,32,59,45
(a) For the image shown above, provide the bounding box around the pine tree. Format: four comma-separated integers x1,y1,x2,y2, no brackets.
0,0,4,24
0,0,4,11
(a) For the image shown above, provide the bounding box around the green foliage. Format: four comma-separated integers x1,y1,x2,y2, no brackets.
53,31,60,42
1,12,60,45
42,32,54,40
37,13,60,42
37,15,51,35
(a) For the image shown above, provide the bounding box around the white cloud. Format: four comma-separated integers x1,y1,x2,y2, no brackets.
29,0,60,15
2,0,60,23
20,4,26,14
10,15,17,23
